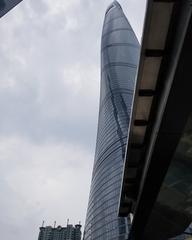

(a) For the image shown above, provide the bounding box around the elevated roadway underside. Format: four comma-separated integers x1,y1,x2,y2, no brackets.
119,0,192,239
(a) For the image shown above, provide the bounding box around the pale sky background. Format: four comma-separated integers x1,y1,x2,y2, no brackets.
0,0,146,239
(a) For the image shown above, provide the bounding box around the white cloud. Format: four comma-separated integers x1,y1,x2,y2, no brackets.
42,0,81,16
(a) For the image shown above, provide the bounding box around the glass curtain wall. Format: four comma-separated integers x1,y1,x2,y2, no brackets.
84,1,140,240
0,0,22,17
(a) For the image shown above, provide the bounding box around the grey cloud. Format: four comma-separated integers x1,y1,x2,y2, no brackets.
0,136,92,239
0,0,103,149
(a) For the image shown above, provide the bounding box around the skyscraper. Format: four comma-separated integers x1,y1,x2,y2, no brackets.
38,223,81,240
84,1,140,240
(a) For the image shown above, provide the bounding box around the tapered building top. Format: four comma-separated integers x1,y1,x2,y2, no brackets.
106,0,121,12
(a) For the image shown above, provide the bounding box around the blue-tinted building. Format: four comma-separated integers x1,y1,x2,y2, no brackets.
0,0,22,18
84,1,140,240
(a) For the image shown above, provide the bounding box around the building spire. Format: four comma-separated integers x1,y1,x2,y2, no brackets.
54,221,56,228
42,220,45,227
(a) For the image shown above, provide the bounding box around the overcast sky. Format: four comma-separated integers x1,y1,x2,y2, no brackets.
0,0,146,239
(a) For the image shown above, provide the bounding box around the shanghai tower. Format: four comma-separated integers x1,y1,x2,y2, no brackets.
84,1,140,240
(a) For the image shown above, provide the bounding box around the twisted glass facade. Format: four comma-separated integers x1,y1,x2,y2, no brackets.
84,1,140,240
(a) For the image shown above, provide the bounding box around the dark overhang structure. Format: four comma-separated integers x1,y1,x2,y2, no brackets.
119,0,192,239
0,0,23,18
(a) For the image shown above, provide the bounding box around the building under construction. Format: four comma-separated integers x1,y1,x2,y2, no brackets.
38,222,81,240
